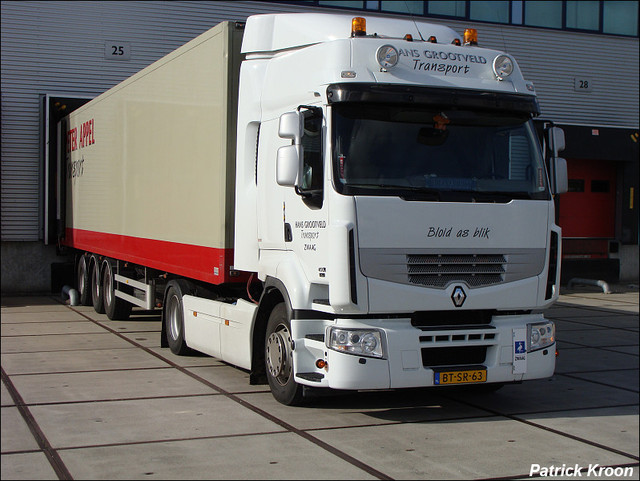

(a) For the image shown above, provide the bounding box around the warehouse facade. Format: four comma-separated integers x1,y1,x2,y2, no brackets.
1,0,638,293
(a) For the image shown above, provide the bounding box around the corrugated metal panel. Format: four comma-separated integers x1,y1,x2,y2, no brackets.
2,1,638,241
0,0,313,241
447,20,640,128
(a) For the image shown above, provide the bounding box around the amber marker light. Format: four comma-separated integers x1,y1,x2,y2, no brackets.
316,359,327,369
464,28,478,46
351,17,366,37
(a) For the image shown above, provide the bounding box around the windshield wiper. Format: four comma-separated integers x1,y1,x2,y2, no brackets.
345,184,441,200
474,191,534,201
344,184,538,202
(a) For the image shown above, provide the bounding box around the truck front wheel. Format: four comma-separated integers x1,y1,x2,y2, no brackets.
265,303,303,405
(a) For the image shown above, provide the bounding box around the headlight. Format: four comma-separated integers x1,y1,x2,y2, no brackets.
327,327,385,358
528,321,555,352
493,55,513,80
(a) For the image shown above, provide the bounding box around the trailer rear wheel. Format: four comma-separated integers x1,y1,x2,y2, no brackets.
90,256,105,314
77,255,92,306
265,303,304,405
164,281,192,355
102,260,132,320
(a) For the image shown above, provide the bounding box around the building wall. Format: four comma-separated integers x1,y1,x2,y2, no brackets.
1,0,638,293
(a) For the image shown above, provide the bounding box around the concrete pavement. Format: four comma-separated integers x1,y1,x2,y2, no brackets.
1,285,638,479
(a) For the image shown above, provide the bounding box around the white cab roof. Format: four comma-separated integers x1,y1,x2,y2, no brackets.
242,13,460,54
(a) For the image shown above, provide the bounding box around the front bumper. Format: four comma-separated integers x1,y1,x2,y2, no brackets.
291,313,556,390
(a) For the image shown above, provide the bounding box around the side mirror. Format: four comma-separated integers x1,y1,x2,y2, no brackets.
278,111,302,143
552,157,568,195
550,126,565,154
276,145,300,186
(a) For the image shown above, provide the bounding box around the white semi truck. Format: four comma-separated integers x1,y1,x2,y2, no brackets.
57,13,568,405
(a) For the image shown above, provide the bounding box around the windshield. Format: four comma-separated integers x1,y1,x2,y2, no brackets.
332,103,550,201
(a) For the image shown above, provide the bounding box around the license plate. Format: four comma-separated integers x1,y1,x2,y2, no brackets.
434,368,487,385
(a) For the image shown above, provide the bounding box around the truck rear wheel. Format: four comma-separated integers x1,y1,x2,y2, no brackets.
265,303,304,405
102,260,132,320
90,256,105,314
164,280,192,355
77,255,92,306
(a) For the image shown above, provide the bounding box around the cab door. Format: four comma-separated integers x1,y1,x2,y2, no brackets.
256,118,287,251
283,107,330,285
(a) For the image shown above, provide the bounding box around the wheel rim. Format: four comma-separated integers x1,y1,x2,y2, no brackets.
266,324,293,386
167,294,181,341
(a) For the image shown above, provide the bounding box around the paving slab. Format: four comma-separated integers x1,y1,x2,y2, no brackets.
520,405,639,458
147,347,225,368
310,416,636,480
1,406,39,452
555,347,638,373
93,319,162,333
58,432,378,480
0,452,58,480
1,347,168,375
1,320,111,336
556,297,639,314
557,328,639,347
29,395,284,449
0,310,87,323
1,332,135,353
1,296,73,310
1,379,14,406
546,305,624,319
444,375,638,415
603,345,639,356
567,369,639,392
555,316,640,330
119,331,161,348
10,368,217,404
237,390,493,431
186,365,270,395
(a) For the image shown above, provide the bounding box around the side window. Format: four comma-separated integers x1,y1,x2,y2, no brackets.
299,107,323,208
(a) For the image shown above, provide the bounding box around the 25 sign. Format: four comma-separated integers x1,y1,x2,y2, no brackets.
104,42,131,60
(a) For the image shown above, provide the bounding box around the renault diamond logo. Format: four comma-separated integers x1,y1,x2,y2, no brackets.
451,285,466,307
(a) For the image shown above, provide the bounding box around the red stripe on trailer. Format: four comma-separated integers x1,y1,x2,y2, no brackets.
63,228,237,284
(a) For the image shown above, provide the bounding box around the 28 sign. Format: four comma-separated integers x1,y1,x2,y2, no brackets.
574,77,593,92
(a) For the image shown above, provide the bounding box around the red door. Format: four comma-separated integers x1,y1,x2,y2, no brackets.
559,159,616,258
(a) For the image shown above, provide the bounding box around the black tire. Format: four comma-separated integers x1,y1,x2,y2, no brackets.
265,303,304,406
90,256,105,314
102,260,132,320
163,280,192,355
77,255,92,306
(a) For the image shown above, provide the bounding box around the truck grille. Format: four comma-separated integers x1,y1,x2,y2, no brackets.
407,254,506,288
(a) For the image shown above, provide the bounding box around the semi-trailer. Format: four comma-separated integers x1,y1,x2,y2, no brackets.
56,13,568,405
